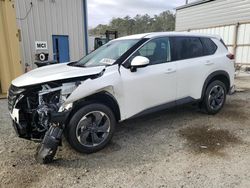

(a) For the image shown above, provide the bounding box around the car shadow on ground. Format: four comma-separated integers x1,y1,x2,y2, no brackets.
52,104,211,168
52,94,249,170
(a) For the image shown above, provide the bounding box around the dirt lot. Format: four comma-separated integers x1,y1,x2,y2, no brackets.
1,75,250,188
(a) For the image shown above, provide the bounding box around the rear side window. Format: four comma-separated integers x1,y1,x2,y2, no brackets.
200,37,218,55
171,37,203,61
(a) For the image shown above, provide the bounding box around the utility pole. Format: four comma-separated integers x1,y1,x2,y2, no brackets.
186,0,189,4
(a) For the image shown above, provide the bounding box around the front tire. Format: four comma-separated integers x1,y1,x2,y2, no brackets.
66,103,116,154
202,80,227,115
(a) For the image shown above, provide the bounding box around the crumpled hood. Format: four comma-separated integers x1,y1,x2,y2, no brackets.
12,63,106,87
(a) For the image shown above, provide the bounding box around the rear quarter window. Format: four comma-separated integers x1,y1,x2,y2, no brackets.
200,37,218,56
170,37,203,61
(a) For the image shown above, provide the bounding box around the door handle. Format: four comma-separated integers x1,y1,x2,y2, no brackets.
205,61,214,65
165,68,176,74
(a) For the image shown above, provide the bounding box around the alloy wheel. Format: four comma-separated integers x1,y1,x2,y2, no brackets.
208,85,225,111
76,111,111,147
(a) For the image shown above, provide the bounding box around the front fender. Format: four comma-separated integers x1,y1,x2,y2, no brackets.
64,65,123,109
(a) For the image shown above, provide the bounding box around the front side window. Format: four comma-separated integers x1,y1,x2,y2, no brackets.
171,37,203,61
132,37,171,65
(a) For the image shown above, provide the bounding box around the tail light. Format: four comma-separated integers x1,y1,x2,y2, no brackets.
227,53,235,60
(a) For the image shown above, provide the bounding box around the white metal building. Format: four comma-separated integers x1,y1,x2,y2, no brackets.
15,0,88,69
176,0,250,65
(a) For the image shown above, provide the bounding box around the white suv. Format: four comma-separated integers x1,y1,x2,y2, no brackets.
8,32,235,163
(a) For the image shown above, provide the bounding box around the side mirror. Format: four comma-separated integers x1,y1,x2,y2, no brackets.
130,56,150,72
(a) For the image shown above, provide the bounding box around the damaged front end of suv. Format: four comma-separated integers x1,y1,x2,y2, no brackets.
8,38,143,164
9,79,83,163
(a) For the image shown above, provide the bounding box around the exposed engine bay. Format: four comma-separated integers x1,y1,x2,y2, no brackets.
8,81,81,163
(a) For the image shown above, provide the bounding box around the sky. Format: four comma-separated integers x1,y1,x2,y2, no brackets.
88,0,197,28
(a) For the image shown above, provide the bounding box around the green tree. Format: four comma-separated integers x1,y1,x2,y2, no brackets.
89,11,175,37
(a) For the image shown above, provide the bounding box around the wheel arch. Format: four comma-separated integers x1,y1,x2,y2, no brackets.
66,91,121,126
201,71,230,99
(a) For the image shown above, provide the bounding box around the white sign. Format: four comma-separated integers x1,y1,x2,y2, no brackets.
35,41,48,50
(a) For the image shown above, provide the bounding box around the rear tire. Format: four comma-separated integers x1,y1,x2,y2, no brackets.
201,80,227,115
66,103,116,154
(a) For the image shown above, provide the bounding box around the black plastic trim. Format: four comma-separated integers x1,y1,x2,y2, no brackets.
128,97,197,120
201,70,230,99
50,111,71,125
69,91,121,122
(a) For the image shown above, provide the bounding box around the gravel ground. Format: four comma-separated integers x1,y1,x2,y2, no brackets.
1,75,250,188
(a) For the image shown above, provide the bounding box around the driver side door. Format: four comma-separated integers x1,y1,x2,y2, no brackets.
119,37,177,119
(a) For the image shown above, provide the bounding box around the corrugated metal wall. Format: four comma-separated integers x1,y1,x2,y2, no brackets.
176,0,250,65
15,0,87,68
189,23,250,65
0,0,23,94
176,0,250,31
191,25,236,54
236,23,250,64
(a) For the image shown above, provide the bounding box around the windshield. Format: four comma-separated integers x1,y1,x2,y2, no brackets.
72,39,139,67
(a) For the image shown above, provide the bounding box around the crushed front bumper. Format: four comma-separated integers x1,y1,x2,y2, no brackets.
10,108,30,139
10,107,71,140
12,120,30,139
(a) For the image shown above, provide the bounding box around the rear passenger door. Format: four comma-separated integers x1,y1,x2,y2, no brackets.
170,36,217,101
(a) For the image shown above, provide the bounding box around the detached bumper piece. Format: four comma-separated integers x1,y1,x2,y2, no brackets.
35,124,63,164
35,111,70,164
